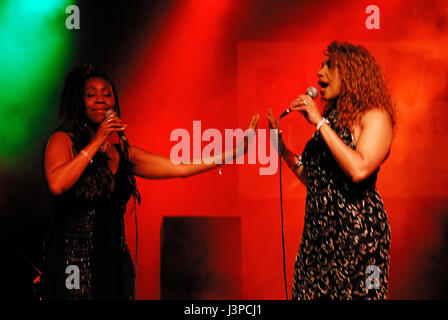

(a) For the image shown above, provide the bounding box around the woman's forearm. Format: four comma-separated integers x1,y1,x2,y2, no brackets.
182,133,253,177
134,116,260,179
47,140,101,195
318,122,367,182
179,159,219,178
132,137,248,180
279,139,307,185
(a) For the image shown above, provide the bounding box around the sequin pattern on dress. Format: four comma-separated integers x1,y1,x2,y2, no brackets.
42,140,136,300
292,107,391,300
64,208,95,300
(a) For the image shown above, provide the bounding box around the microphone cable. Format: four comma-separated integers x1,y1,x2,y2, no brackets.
274,87,317,300
277,118,289,300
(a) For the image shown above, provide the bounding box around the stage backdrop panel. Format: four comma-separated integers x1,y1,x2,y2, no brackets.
161,216,241,300
237,41,448,199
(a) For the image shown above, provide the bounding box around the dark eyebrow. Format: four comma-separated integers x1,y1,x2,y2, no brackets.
85,85,111,91
321,57,330,68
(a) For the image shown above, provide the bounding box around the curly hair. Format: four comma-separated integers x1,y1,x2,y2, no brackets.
323,41,396,131
53,64,139,203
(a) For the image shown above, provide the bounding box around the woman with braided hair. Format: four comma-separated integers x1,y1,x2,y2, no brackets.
267,41,396,299
42,65,259,300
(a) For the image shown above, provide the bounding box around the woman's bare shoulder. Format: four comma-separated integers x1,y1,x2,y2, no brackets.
361,108,392,127
46,131,74,150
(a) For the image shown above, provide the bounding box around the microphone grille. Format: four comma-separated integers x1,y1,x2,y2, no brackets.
306,86,318,98
104,109,116,121
104,109,115,117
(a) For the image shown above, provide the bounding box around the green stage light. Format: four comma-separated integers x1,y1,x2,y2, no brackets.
0,0,73,164
17,0,68,16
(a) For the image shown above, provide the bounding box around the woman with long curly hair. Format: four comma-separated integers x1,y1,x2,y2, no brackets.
42,65,259,300
267,41,395,299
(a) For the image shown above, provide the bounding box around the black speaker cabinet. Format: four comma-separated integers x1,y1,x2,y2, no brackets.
161,216,241,299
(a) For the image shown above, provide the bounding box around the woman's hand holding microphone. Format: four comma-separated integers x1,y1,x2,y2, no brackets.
91,110,127,148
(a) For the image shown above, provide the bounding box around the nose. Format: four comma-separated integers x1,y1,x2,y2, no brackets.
96,95,105,103
317,67,324,79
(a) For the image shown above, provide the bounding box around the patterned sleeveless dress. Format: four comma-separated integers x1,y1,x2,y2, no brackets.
42,139,136,300
292,107,391,300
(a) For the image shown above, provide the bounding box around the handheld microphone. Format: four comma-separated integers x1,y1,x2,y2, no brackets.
279,86,318,118
104,109,127,142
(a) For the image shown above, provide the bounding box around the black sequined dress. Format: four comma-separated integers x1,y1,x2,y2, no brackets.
42,141,136,300
292,107,391,300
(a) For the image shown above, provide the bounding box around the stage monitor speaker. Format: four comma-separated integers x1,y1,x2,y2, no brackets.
161,216,241,300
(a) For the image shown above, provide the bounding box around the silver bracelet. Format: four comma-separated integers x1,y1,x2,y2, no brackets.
81,150,93,164
316,117,329,132
293,155,303,170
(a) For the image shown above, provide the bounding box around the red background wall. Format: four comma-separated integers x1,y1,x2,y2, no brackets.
2,0,447,300
111,0,448,299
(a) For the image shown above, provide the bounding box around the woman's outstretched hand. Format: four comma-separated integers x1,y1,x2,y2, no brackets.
229,113,260,162
266,108,278,131
241,113,260,154
248,113,260,131
266,108,286,155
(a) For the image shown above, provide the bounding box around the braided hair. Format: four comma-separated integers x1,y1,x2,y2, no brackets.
56,64,140,203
